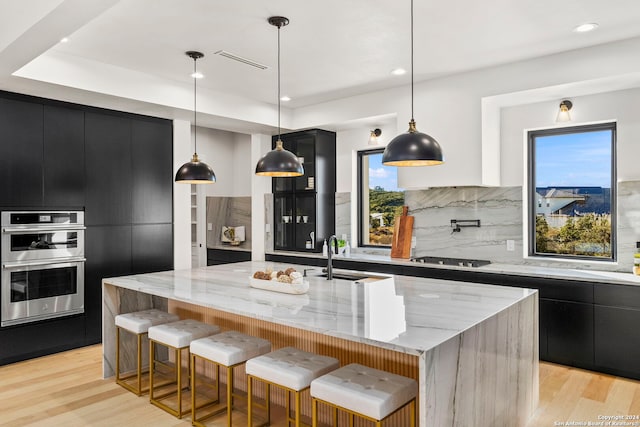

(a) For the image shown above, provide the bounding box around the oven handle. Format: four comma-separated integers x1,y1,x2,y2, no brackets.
2,225,86,234
2,257,86,269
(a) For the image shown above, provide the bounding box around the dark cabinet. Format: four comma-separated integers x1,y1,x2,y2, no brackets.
594,306,640,377
84,225,132,343
0,97,43,207
273,129,336,252
0,90,174,361
43,105,85,207
132,224,173,273
85,112,132,226
207,248,252,266
541,299,594,368
131,119,173,224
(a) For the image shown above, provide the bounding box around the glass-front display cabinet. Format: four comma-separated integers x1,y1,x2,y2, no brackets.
272,129,336,252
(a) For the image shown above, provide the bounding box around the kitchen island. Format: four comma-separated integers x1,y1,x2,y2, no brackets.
102,261,538,427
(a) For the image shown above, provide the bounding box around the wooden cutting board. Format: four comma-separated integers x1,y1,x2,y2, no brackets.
391,206,414,259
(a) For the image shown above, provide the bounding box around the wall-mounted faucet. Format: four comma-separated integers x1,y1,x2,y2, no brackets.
451,219,481,233
326,235,339,280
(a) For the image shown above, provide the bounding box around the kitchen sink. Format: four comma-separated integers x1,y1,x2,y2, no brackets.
314,270,388,282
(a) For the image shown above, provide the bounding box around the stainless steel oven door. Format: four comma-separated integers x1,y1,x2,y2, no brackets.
1,258,85,327
1,226,85,262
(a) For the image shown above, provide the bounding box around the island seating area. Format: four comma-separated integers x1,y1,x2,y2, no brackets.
102,261,538,427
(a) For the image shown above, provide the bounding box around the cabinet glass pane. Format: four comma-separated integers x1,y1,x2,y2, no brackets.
274,196,294,249
295,136,315,191
295,194,316,250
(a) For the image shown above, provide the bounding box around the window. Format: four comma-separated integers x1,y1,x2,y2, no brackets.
358,149,405,247
528,123,616,260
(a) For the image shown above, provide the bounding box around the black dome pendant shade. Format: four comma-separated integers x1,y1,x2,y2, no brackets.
255,16,304,177
175,153,216,183
382,0,444,167
255,139,304,177
382,119,444,166
175,51,216,184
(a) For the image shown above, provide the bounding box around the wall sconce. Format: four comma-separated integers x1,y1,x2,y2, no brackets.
368,128,382,145
556,100,573,123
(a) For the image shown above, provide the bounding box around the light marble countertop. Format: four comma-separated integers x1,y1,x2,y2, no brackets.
103,261,536,356
267,250,640,286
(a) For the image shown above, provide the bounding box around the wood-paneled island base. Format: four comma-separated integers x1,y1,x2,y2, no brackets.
102,261,538,427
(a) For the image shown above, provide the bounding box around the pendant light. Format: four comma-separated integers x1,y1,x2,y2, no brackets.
255,16,304,177
382,0,444,167
175,51,216,184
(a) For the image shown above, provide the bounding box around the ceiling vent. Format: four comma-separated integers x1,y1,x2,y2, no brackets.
213,50,268,70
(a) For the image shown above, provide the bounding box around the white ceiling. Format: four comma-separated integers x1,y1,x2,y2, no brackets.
1,0,640,129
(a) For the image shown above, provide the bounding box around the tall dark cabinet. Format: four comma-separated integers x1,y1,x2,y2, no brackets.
0,90,174,364
272,129,336,252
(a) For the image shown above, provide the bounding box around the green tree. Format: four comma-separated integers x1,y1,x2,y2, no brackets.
535,215,549,252
558,217,579,253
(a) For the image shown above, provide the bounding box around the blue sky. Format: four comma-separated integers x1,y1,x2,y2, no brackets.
368,153,401,191
535,130,612,188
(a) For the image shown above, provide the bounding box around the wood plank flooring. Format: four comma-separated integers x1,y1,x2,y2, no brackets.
2,345,640,426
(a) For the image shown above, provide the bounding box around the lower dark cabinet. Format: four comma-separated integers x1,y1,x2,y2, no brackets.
595,305,640,378
541,299,594,368
207,248,251,265
0,315,85,365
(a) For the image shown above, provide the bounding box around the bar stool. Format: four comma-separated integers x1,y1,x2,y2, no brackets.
310,363,418,427
148,319,220,418
190,331,272,427
245,347,339,427
114,309,180,395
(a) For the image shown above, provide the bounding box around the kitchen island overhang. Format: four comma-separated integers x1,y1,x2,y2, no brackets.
102,261,538,427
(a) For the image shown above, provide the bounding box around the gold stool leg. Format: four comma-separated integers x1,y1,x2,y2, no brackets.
295,390,301,427
266,382,271,423
136,333,143,395
226,366,233,427
247,374,253,427
149,339,155,402
285,389,290,424
176,347,182,418
349,412,354,427
191,353,197,423
116,327,121,383
311,397,318,427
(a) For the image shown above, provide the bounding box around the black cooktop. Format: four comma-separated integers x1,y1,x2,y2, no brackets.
410,256,491,268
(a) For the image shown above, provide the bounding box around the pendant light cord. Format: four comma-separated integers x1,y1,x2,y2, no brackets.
277,23,282,140
193,56,198,156
410,0,414,122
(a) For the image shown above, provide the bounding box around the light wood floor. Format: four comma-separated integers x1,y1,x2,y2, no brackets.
2,345,640,426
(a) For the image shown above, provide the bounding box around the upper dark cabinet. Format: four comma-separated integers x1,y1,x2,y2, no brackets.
43,105,85,208
85,112,132,226
273,129,336,252
131,119,173,224
0,97,44,207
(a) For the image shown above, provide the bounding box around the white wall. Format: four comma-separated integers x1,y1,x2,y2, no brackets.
195,126,252,197
173,119,192,270
500,88,640,185
335,122,397,194
290,36,640,189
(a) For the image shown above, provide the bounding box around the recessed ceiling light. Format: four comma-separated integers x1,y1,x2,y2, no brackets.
391,68,406,76
573,22,599,33
280,96,291,102
191,72,204,79
60,37,69,43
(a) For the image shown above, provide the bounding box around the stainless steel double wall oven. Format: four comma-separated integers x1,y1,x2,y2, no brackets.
1,211,85,327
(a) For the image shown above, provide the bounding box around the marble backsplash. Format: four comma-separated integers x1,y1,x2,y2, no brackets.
405,186,523,264
339,182,640,272
206,196,252,249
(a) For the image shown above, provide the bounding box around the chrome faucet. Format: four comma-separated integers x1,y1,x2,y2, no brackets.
326,235,339,280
